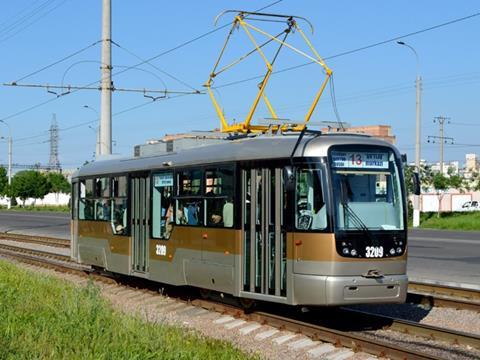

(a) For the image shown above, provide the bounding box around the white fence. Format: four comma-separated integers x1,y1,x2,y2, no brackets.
0,192,70,206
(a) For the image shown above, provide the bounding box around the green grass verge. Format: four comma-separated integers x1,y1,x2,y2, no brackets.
419,211,480,231
0,260,254,359
0,205,69,212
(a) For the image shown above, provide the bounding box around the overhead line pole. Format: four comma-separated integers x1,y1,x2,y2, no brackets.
0,120,12,209
428,116,453,175
100,0,112,156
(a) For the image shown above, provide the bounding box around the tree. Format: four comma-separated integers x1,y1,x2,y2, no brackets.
11,170,49,206
0,167,7,197
431,167,466,217
46,172,71,200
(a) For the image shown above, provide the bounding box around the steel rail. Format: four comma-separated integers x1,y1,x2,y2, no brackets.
0,243,72,263
192,299,439,360
1,241,477,359
341,307,480,350
409,281,480,312
0,232,70,248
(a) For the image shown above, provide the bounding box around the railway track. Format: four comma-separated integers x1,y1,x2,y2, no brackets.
1,238,479,360
408,281,480,312
2,233,479,312
0,232,70,248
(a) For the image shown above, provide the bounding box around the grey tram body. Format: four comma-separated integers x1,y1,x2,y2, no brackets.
72,133,408,306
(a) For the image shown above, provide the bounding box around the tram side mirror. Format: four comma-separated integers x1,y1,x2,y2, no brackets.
412,172,421,196
284,166,295,191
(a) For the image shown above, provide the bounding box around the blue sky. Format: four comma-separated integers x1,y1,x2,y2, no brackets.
0,0,479,169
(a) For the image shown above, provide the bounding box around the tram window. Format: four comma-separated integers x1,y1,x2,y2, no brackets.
95,177,110,198
111,198,128,235
152,172,174,238
85,179,94,198
295,168,327,231
178,170,202,196
112,176,127,197
176,199,203,226
72,182,78,220
205,167,234,227
95,199,111,221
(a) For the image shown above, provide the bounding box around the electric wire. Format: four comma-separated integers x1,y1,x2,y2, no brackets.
0,0,70,45
106,1,284,82
111,41,200,92
1,0,283,124
13,40,102,83
213,11,480,90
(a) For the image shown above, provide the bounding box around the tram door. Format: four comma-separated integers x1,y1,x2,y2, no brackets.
242,168,286,297
130,174,150,274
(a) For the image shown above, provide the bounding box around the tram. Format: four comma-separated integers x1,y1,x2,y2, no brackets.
71,131,410,306
71,10,415,306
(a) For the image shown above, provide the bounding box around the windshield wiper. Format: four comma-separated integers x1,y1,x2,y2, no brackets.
341,202,379,247
338,177,379,246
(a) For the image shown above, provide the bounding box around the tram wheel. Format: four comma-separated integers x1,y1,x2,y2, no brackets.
238,297,256,311
199,288,211,300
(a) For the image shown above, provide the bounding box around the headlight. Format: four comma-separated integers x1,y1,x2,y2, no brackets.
342,248,349,255
390,248,396,255
350,249,357,256
396,247,402,254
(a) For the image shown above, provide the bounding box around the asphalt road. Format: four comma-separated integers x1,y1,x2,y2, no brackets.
0,210,478,288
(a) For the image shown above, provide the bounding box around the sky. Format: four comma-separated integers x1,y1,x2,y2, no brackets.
0,0,479,170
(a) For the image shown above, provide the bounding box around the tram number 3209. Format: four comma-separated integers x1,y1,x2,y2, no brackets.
365,246,383,258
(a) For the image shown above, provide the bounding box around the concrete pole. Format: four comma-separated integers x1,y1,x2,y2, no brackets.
439,118,444,175
413,75,422,227
0,120,12,209
397,41,422,227
100,0,112,155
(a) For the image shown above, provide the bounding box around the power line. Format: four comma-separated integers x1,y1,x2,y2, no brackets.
0,0,70,45
13,40,102,83
106,0,284,82
213,11,480,90
0,0,284,124
112,41,200,92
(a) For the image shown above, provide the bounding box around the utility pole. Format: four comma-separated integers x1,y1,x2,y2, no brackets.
100,0,112,155
428,116,453,175
397,41,422,227
0,120,12,209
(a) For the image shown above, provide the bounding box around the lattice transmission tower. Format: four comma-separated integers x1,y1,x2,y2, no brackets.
48,113,61,171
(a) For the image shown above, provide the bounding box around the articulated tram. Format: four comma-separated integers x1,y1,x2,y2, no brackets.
71,132,409,306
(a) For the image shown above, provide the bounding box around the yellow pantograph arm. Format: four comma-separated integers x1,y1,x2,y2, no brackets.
237,16,274,129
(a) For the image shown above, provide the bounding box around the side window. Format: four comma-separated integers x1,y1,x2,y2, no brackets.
295,168,326,231
111,176,128,235
176,169,203,226
152,172,174,239
72,181,78,220
205,167,234,227
79,180,94,220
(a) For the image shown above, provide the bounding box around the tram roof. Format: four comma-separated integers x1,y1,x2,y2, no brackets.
73,133,399,178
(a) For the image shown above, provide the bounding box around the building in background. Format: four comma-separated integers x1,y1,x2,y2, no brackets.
322,124,396,144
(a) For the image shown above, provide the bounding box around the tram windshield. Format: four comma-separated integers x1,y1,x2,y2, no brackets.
330,148,404,231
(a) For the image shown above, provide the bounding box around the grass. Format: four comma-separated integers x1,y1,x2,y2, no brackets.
418,211,480,231
0,260,253,360
0,205,69,212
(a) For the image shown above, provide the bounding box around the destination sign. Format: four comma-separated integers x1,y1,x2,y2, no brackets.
331,151,389,169
154,173,173,187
